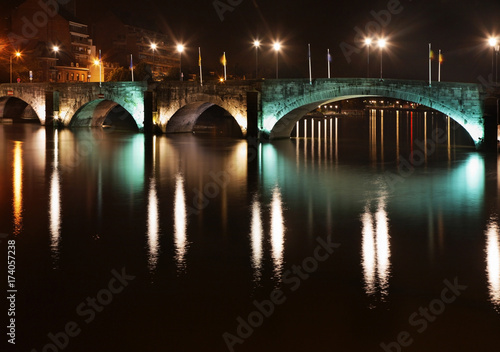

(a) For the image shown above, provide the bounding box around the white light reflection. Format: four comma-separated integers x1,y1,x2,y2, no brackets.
174,173,188,273
486,216,500,312
49,131,61,263
361,196,391,305
12,141,23,236
147,177,160,272
250,195,264,283
270,186,285,283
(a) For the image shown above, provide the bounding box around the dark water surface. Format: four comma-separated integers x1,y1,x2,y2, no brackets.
1,110,500,352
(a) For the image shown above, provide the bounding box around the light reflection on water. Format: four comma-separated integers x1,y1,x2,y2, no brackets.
486,215,500,312
49,130,61,265
147,177,160,272
174,172,188,273
270,186,285,284
250,194,263,283
12,141,23,236
361,195,391,304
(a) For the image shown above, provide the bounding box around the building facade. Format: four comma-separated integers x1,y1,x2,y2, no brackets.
8,0,97,82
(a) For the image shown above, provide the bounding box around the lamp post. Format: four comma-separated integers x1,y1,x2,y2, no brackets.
10,52,21,84
52,46,59,82
364,38,372,78
253,40,260,79
151,43,157,80
378,38,386,81
273,42,281,79
93,58,101,87
177,44,184,81
489,37,499,84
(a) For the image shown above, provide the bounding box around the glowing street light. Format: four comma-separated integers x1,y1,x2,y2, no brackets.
93,52,102,87
378,38,387,80
365,38,372,78
177,44,184,81
253,40,260,79
151,43,157,80
488,37,499,84
273,42,281,79
10,51,21,84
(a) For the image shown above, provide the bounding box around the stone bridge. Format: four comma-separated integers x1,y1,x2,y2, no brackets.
0,78,497,150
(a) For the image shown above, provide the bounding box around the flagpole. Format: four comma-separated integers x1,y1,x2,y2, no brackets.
130,54,134,82
308,44,312,85
199,47,203,86
438,49,441,82
428,43,432,87
327,49,331,79
223,51,227,81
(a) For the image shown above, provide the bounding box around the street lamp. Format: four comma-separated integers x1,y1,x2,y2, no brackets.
378,38,387,80
177,44,184,81
273,42,281,79
253,40,260,79
151,43,157,80
93,58,101,87
364,38,372,78
488,37,499,84
10,52,21,84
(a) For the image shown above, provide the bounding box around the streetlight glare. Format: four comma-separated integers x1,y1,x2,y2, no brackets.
254,40,260,48
488,37,498,47
273,42,281,51
53,46,59,52
94,59,100,65
151,43,157,50
378,39,387,48
365,38,372,45
177,44,184,53
15,52,21,57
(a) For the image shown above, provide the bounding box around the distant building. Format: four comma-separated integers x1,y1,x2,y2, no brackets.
8,0,98,82
92,12,180,80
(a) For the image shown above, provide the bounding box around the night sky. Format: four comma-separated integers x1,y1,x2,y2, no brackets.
6,0,500,82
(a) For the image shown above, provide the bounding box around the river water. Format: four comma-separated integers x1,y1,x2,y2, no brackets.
2,109,500,351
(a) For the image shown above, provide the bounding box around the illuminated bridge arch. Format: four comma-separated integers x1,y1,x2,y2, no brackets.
162,93,247,135
69,99,138,130
262,79,486,147
0,95,41,123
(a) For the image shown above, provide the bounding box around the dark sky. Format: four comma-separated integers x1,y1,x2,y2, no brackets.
8,0,500,82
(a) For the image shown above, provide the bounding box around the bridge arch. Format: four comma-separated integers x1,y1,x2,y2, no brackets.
263,79,485,147
69,99,138,130
0,96,41,123
163,93,247,136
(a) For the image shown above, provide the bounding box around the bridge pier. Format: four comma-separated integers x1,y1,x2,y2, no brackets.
246,91,260,139
44,90,54,128
481,97,499,152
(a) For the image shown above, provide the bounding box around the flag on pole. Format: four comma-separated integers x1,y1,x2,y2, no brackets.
199,47,203,86
327,49,332,79
308,44,312,84
439,52,443,64
130,54,134,82
428,43,432,87
221,52,227,81
429,49,435,60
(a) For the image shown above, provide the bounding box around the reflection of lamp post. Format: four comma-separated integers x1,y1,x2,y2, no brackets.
10,52,21,84
253,40,260,79
151,43,157,80
364,38,372,78
273,42,281,79
176,44,184,81
378,38,386,80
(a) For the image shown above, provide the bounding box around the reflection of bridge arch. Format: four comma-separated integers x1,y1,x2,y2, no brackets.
165,96,245,136
69,99,138,130
0,96,42,123
262,79,485,147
